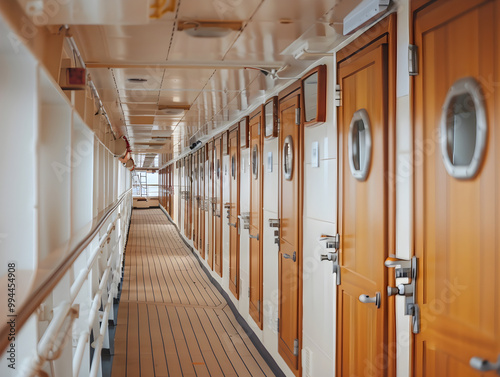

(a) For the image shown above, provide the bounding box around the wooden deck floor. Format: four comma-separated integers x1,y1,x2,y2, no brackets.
111,208,275,377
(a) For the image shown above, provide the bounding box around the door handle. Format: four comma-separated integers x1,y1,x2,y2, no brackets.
358,292,381,309
249,234,259,240
228,222,237,228
333,264,341,286
283,252,296,262
470,355,500,374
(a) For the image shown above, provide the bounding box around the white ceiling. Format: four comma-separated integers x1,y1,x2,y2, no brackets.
50,0,363,168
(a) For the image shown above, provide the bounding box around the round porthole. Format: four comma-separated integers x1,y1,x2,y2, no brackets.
283,135,294,181
252,144,259,179
348,109,372,181
231,155,236,178
440,77,487,179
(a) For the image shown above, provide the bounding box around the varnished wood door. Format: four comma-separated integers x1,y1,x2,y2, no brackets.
193,150,199,250
413,0,500,374
207,141,214,269
183,157,189,237
337,44,389,376
199,147,206,259
228,127,240,299
249,109,263,327
278,90,302,374
188,155,193,239
214,137,223,277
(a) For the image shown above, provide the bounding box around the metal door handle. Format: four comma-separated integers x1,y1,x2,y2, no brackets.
333,264,341,286
470,355,500,374
283,252,296,262
228,222,237,228
358,292,381,309
249,234,259,240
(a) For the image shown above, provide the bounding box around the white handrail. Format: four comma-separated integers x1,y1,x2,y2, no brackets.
0,189,132,355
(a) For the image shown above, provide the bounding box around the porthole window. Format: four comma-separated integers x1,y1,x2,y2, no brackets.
348,109,372,181
440,77,487,179
283,135,294,181
231,155,236,178
252,144,259,179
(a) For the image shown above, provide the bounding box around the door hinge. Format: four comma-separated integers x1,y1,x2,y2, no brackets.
248,287,250,298
277,318,280,333
277,118,280,132
295,108,301,125
293,339,299,356
408,44,418,76
335,84,342,107
258,124,261,135
257,300,261,312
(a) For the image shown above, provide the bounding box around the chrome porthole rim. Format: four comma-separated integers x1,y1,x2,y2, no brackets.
283,135,294,181
348,108,372,181
252,144,259,180
440,77,488,180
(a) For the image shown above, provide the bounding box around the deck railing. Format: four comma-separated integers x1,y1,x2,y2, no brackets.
0,189,132,377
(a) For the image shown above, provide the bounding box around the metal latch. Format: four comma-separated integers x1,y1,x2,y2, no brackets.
269,218,280,249
320,234,339,250
408,44,418,76
283,251,296,262
335,84,342,107
293,339,299,356
385,256,420,333
319,234,341,285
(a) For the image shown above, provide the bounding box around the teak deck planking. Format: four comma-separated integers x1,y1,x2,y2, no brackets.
111,208,274,377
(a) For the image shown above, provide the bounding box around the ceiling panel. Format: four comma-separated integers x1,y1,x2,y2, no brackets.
167,30,241,61
74,21,174,63
176,0,262,21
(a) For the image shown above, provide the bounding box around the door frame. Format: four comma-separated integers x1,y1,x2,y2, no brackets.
248,106,264,328
207,140,214,270
214,135,223,277
336,13,397,377
277,80,303,376
228,124,240,299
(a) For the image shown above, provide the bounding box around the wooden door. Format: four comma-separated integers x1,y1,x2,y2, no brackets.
193,150,199,250
207,141,214,269
189,155,193,239
413,0,500,375
278,90,302,374
183,158,188,236
249,109,263,327
337,43,390,375
214,137,223,276
199,147,206,259
228,127,240,299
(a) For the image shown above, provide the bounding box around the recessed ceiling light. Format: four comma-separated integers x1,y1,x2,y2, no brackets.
128,78,148,83
178,20,243,38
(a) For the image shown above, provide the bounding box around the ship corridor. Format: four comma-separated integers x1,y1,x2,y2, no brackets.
1,1,500,376
113,208,275,377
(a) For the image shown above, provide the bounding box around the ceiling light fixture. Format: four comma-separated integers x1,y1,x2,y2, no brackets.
157,104,191,116
128,78,148,83
178,20,243,38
